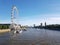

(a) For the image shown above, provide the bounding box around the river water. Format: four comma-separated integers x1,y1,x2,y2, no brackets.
0,28,60,45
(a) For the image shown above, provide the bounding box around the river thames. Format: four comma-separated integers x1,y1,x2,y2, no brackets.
0,28,60,45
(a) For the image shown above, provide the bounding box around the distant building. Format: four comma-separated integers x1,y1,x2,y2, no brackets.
45,22,46,26
40,23,42,27
33,24,35,27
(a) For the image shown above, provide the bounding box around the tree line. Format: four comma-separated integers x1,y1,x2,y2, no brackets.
44,24,60,30
0,24,10,29
34,24,60,30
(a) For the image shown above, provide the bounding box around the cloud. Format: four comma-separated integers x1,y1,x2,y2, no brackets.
46,17,60,24
19,13,60,26
1,13,60,26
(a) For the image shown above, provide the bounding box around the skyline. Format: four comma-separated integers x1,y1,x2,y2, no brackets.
0,0,60,26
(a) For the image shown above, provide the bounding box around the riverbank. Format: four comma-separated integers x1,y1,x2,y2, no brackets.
34,24,60,31
0,29,10,33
